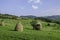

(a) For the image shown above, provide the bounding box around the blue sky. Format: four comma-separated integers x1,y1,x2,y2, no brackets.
0,0,60,16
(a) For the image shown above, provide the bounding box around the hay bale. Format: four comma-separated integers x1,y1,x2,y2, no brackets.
0,22,5,26
1,22,5,26
30,20,37,30
36,22,42,30
31,20,42,30
15,22,23,32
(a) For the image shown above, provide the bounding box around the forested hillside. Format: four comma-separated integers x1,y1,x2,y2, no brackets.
45,15,60,22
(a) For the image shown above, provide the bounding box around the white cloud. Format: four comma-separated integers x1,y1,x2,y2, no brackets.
28,0,33,3
32,5,38,9
34,0,41,3
28,0,42,10
28,0,41,3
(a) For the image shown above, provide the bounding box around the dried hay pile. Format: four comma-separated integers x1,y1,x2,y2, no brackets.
31,20,42,30
36,22,42,30
15,22,23,32
0,20,5,26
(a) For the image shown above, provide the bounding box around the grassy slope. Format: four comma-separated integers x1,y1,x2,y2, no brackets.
0,19,60,40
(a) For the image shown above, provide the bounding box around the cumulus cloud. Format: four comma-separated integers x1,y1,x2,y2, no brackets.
28,0,33,3
28,0,42,10
32,5,38,9
28,0,41,3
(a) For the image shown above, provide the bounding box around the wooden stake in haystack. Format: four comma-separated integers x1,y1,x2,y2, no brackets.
15,22,23,32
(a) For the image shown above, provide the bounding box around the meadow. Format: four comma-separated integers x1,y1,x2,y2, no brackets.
0,19,60,40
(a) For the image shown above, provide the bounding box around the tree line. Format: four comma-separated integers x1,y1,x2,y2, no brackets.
0,13,20,20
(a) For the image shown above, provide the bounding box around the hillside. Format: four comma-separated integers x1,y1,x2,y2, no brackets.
45,15,60,22
0,14,60,40
20,15,37,18
0,13,20,19
0,13,60,40
0,18,60,40
0,13,60,24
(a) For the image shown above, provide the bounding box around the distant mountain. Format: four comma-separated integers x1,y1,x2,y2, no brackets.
20,15,37,18
45,15,60,22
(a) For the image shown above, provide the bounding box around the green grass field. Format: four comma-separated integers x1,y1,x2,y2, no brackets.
0,19,60,40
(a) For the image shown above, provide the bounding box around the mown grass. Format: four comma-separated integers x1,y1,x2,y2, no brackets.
0,19,60,40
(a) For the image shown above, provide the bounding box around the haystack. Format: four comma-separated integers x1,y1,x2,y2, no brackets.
0,20,5,26
31,20,42,30
15,22,23,32
1,22,5,26
36,22,42,30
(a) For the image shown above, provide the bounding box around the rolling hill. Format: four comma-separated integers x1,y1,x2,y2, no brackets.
0,13,60,40
45,15,60,22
